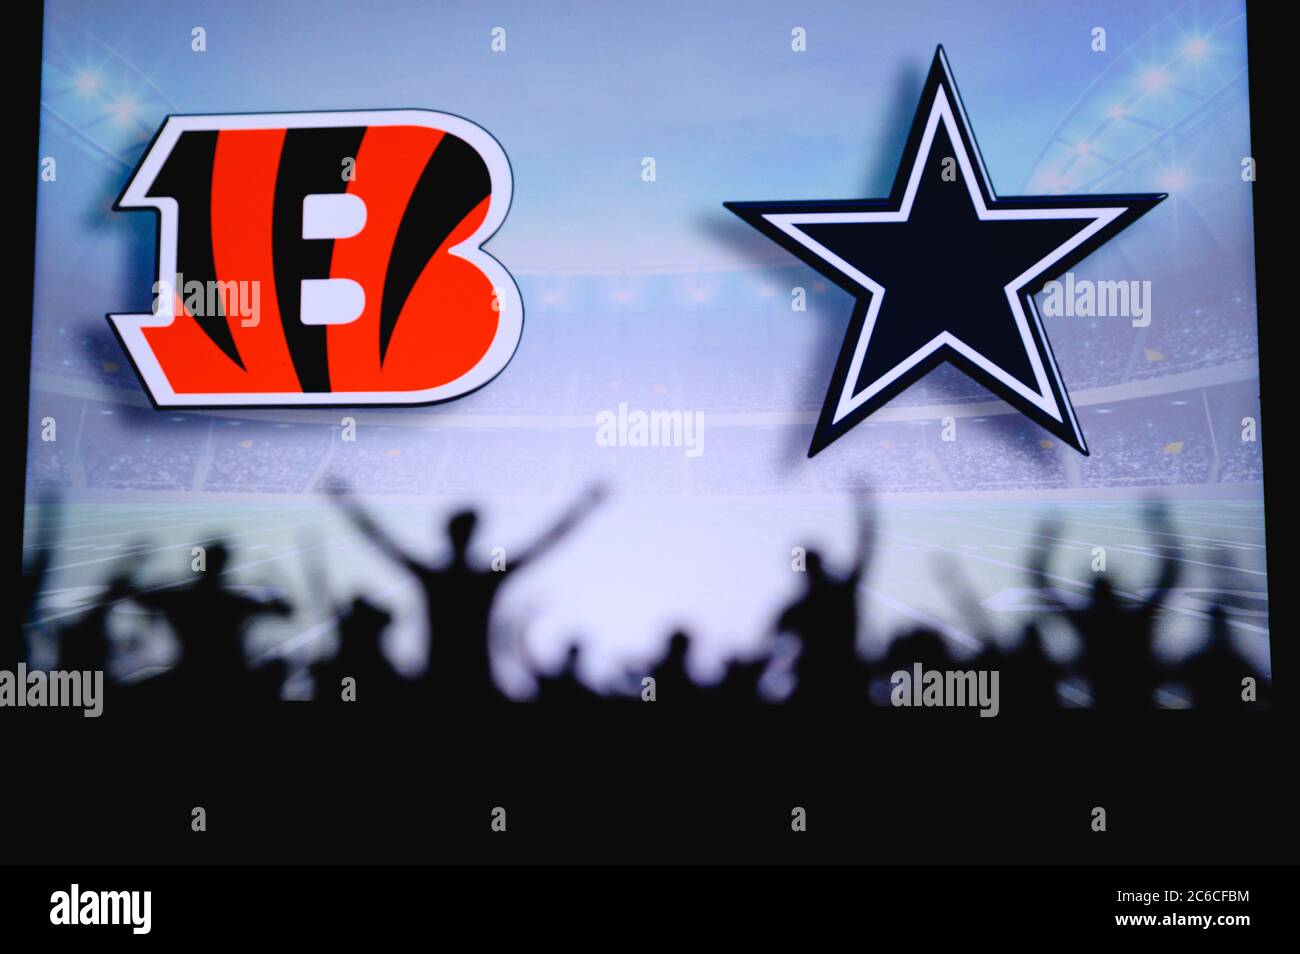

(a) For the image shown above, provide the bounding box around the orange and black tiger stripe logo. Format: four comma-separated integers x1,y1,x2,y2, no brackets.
110,110,521,407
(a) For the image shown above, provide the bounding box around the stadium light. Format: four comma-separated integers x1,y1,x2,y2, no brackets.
1139,68,1169,93
1182,37,1210,61
1156,168,1188,192
74,70,102,96
107,94,140,126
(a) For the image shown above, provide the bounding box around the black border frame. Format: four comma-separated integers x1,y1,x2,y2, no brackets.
12,2,42,622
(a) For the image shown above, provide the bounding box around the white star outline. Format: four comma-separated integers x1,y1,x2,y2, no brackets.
761,52,1123,453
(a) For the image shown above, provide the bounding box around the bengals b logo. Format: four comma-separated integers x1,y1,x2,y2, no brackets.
109,110,522,407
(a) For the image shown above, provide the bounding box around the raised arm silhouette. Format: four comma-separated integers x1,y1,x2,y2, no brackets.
1029,503,1180,709
333,483,607,704
775,498,876,704
132,542,293,701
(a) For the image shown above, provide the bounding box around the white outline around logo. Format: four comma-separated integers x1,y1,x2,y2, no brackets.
109,109,522,408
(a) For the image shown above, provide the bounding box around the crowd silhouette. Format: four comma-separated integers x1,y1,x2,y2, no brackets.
17,492,1269,713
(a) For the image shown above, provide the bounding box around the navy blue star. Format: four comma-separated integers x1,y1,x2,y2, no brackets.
726,46,1165,456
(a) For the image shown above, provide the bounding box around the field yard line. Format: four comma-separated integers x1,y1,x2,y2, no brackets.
1018,515,1262,550
865,524,1270,638
860,585,982,651
728,516,982,653
958,505,1264,550
1175,520,1268,533
37,513,328,573
116,537,388,680
22,509,281,549
29,531,359,627
894,508,1267,578
252,579,411,663
21,509,198,538
1057,504,1267,533
22,508,198,539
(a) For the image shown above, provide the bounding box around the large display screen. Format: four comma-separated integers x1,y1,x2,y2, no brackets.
22,0,1267,714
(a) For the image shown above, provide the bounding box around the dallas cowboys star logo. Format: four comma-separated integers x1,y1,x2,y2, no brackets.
726,46,1165,457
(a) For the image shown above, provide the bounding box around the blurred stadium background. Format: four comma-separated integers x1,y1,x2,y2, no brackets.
25,0,1267,696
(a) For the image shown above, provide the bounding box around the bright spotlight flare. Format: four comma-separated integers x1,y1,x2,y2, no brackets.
1156,169,1188,193
1183,36,1210,60
106,94,140,126
1140,68,1171,93
73,70,101,96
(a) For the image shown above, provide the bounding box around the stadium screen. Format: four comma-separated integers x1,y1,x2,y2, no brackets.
22,0,1268,716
